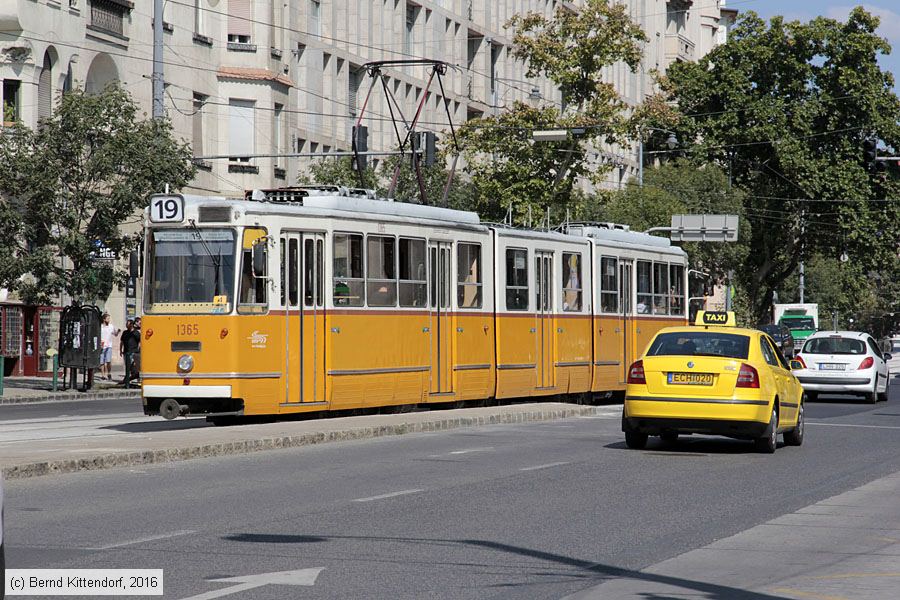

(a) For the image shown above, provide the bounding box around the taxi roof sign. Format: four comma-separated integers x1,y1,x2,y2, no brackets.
695,310,737,327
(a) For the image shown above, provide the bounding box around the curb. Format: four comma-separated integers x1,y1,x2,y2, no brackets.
0,389,142,405
2,405,604,480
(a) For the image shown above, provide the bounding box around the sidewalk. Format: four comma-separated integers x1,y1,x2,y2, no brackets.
565,469,900,600
0,362,140,404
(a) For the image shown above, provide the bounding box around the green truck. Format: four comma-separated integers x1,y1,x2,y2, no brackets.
773,303,819,345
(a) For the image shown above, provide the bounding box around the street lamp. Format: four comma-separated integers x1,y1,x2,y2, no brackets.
639,129,679,186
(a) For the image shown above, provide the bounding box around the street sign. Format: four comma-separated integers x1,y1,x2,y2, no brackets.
90,240,117,263
669,214,740,242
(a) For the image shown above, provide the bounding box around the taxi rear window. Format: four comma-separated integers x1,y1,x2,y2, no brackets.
647,332,750,359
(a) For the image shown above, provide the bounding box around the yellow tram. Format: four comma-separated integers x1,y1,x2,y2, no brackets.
140,186,688,421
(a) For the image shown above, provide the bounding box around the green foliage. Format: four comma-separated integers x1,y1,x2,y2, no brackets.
598,160,750,283
458,0,647,224
0,84,195,304
660,8,900,322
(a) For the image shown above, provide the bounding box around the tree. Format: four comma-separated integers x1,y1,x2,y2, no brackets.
457,0,647,223
660,8,900,323
598,160,750,284
0,84,195,304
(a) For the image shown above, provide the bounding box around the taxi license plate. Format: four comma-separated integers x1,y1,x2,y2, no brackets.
667,372,714,385
819,363,845,371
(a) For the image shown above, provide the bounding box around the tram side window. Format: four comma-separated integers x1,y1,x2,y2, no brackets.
669,264,685,316
238,228,268,314
304,238,318,307
288,238,299,306
457,243,482,309
600,256,618,313
506,248,528,311
562,252,582,312
636,261,652,314
333,233,364,307
399,238,427,307
653,262,669,315
279,239,286,306
367,235,397,307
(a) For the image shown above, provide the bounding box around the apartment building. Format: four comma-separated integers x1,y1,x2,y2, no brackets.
2,0,736,194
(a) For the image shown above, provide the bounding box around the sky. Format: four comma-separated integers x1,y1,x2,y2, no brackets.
729,0,900,79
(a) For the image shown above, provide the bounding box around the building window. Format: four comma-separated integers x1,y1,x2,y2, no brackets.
562,252,582,312
366,235,397,307
309,0,320,36
398,238,427,307
228,98,255,162
505,248,528,311
2,80,21,125
228,0,253,45
333,233,364,306
457,243,482,309
192,93,206,157
405,4,418,56
349,66,363,118
273,103,283,166
90,0,128,36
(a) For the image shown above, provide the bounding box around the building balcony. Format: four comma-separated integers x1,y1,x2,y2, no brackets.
665,33,695,63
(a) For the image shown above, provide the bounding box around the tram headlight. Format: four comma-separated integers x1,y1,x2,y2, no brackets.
177,354,194,373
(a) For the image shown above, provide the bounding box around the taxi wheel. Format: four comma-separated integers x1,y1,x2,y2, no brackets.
754,409,778,454
783,403,804,446
878,379,889,402
866,388,878,404
625,431,649,450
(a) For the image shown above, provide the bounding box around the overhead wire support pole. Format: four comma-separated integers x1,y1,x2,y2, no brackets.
435,65,460,207
152,0,165,119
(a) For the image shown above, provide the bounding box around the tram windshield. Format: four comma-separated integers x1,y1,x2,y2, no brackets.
145,228,237,314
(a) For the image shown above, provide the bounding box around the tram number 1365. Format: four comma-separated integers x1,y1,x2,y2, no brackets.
150,195,185,223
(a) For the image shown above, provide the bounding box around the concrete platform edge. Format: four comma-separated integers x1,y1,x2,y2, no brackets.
0,390,142,405
2,405,603,480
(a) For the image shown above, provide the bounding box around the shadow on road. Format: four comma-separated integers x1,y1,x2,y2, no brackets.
222,532,789,599
102,419,212,433
604,439,761,455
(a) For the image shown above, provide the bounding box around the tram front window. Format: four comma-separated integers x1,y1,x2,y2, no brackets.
145,229,237,313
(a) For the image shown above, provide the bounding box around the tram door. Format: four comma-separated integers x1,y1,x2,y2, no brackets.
535,251,555,388
281,232,326,404
429,241,453,394
618,261,633,384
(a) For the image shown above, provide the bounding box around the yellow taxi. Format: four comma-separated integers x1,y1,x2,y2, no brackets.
622,311,805,453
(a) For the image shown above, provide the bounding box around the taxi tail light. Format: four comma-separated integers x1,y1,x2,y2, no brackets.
627,360,646,385
794,355,807,369
736,363,760,388
858,356,874,370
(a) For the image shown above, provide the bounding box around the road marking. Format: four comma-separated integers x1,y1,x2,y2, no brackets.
352,489,424,502
519,461,571,471
769,588,849,600
807,422,900,430
91,529,196,550
805,572,900,580
429,446,494,457
180,568,323,600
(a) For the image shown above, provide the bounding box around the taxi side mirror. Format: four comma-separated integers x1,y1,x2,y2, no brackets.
885,353,893,361
789,360,803,370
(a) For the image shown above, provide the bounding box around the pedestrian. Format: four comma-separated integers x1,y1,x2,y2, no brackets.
132,317,142,384
99,313,120,381
120,319,140,388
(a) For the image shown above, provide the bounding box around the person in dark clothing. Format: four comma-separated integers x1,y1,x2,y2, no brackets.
120,319,141,388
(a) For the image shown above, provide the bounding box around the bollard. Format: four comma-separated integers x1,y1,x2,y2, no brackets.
52,354,59,392
0,355,4,396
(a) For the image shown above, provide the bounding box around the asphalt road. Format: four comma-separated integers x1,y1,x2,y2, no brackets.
5,385,900,600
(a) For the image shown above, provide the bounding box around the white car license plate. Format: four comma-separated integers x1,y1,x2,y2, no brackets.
819,363,845,371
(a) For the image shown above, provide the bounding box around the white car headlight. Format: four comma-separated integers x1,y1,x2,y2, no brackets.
177,354,194,373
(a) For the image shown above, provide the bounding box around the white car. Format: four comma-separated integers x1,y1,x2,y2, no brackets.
792,331,891,403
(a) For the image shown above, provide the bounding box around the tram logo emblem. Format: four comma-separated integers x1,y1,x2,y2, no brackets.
247,330,268,348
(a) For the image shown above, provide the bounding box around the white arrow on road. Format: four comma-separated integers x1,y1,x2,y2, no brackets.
179,568,324,600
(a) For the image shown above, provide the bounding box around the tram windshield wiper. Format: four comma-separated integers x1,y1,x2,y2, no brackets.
187,219,226,297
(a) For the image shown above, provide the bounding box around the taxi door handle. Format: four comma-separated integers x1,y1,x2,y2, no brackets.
557,327,564,333
457,327,464,332
423,327,430,333
530,328,537,333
